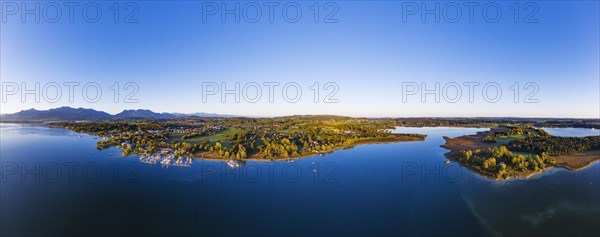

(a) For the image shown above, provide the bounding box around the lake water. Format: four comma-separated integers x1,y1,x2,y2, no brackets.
1,124,599,236
540,127,600,137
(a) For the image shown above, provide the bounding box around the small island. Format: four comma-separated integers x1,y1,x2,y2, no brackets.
442,126,600,180
51,116,427,163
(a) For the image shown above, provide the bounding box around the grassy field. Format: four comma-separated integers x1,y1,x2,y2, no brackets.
495,134,526,145
168,127,241,147
512,151,537,158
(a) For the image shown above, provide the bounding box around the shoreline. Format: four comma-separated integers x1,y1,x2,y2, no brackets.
95,132,427,162
442,150,595,181
441,129,600,181
554,151,600,171
193,138,426,162
169,136,425,161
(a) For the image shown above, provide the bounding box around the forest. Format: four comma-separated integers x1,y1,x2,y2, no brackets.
482,126,550,143
449,126,599,179
507,136,600,156
455,146,556,179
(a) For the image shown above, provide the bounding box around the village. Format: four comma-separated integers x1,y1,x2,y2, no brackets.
54,116,427,165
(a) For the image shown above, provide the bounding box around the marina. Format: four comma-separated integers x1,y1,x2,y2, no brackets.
139,154,193,167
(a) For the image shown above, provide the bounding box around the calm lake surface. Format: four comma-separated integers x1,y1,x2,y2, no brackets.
1,124,599,236
541,127,600,137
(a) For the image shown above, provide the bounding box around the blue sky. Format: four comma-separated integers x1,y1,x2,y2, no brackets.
1,1,598,118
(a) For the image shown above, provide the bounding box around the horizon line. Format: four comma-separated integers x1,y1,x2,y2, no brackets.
1,106,599,120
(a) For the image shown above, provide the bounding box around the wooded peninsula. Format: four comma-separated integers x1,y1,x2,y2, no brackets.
442,126,600,180
51,116,427,161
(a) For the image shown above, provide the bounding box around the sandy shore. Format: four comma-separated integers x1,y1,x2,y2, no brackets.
440,127,507,151
554,150,600,170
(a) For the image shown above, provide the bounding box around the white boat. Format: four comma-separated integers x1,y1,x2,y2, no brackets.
161,156,172,165
444,160,451,165
226,160,240,169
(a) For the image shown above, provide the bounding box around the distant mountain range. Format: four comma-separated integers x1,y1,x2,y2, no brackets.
113,109,175,119
0,107,232,121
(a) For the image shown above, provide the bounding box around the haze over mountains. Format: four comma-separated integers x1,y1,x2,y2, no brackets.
0,107,231,121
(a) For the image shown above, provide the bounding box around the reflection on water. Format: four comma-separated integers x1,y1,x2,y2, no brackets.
1,124,598,236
